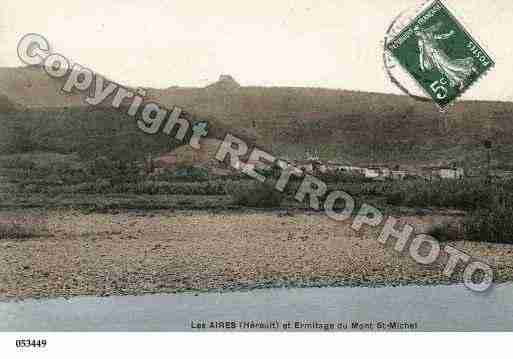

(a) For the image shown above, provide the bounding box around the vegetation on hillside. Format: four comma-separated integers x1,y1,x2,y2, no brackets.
1,67,513,243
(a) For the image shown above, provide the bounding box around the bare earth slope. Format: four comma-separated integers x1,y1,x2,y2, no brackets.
1,66,513,166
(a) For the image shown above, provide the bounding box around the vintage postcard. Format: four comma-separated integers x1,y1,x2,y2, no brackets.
0,0,512,355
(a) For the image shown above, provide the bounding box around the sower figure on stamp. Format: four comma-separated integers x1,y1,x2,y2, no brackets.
414,22,477,90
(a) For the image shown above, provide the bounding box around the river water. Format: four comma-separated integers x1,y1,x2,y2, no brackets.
1,283,512,331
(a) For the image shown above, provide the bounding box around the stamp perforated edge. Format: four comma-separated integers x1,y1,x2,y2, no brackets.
384,0,496,112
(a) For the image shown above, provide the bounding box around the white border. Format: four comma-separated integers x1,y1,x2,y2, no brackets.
2,333,513,359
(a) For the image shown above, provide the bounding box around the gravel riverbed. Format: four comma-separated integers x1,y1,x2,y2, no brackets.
2,209,513,300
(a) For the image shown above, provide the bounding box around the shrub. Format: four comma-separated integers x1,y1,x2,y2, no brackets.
174,166,209,181
155,166,210,182
317,170,368,184
87,156,141,185
463,204,513,244
0,156,36,170
51,161,88,184
228,181,283,208
0,216,47,239
425,221,462,242
384,179,502,210
124,180,227,195
57,180,229,195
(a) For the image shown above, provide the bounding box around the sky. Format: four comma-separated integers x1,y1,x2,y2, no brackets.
1,0,512,101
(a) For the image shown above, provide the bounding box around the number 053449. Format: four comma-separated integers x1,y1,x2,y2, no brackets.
16,339,47,348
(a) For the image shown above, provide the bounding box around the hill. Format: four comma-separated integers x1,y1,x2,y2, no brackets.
1,66,512,168
0,66,86,108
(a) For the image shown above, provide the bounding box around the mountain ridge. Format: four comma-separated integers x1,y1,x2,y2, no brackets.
1,66,512,167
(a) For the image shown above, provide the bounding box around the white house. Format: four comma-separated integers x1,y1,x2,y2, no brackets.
391,170,408,180
363,167,391,179
422,167,464,180
439,168,464,179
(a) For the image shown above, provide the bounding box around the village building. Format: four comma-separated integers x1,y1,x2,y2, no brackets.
421,166,465,180
359,165,391,180
153,153,177,168
149,138,224,174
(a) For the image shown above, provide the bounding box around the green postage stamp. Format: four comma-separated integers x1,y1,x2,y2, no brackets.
386,0,495,109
